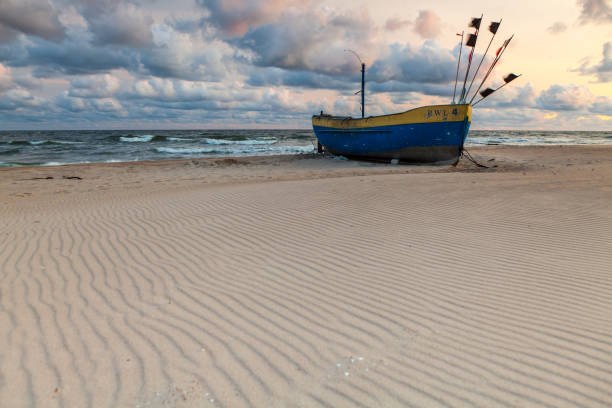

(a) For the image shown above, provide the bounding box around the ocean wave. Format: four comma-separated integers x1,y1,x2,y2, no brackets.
155,147,219,154
265,145,314,154
119,135,155,142
0,148,20,155
201,137,277,145
118,135,191,143
7,140,83,146
167,137,193,141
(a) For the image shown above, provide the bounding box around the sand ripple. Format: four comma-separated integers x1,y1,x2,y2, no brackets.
1,166,612,407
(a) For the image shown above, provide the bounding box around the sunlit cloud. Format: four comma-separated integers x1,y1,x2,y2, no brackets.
413,10,441,39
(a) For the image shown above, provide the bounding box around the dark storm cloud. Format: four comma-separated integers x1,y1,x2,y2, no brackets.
237,9,374,74
591,96,612,113
575,42,612,82
536,84,594,110
88,9,154,47
138,45,229,81
470,84,535,108
0,0,66,41
246,67,354,89
0,25,19,44
367,81,454,97
577,0,612,24
54,0,155,47
6,30,138,76
368,42,456,85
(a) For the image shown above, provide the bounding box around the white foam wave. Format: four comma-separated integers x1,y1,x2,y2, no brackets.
202,138,277,145
53,140,84,144
120,135,154,142
155,147,218,154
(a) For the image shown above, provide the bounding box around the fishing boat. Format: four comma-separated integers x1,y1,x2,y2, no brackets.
312,17,519,164
313,104,471,164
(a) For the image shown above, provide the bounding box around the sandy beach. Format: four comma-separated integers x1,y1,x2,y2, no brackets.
1,145,611,407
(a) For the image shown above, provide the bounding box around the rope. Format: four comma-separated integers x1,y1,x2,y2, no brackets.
461,148,489,168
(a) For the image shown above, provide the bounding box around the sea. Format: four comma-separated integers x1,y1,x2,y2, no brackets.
1,129,611,167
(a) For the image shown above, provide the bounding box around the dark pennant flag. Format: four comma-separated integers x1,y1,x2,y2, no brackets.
489,21,500,34
504,73,519,83
480,88,495,98
469,17,482,29
466,33,478,47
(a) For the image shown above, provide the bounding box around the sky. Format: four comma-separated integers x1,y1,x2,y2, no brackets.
0,0,611,130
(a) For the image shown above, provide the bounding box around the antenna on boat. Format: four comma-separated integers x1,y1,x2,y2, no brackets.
469,34,514,105
452,31,464,104
459,14,483,103
345,49,365,118
465,19,501,102
472,73,521,106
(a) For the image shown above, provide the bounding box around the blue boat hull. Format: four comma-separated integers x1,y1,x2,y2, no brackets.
312,104,471,164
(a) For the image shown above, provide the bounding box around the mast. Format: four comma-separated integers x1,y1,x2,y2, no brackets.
345,49,365,118
460,14,483,103
361,62,365,118
469,35,514,105
452,31,464,104
465,19,501,102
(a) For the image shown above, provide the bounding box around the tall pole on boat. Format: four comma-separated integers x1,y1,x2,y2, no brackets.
465,19,501,102
361,62,365,118
469,34,514,105
345,49,365,118
460,14,483,103
453,31,464,104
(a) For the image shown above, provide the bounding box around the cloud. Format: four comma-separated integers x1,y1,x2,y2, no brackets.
56,92,87,112
127,77,260,106
196,0,301,36
0,88,45,110
536,84,595,110
0,0,65,41
17,30,138,76
0,63,13,92
547,22,568,34
71,0,154,47
0,25,19,44
384,17,410,31
246,67,353,89
91,97,124,112
140,25,237,80
473,83,536,108
591,95,612,113
413,10,441,39
238,9,376,75
368,41,456,85
577,0,612,24
575,42,612,82
68,74,121,98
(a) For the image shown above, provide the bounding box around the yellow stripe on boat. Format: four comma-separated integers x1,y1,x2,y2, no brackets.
312,104,471,129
